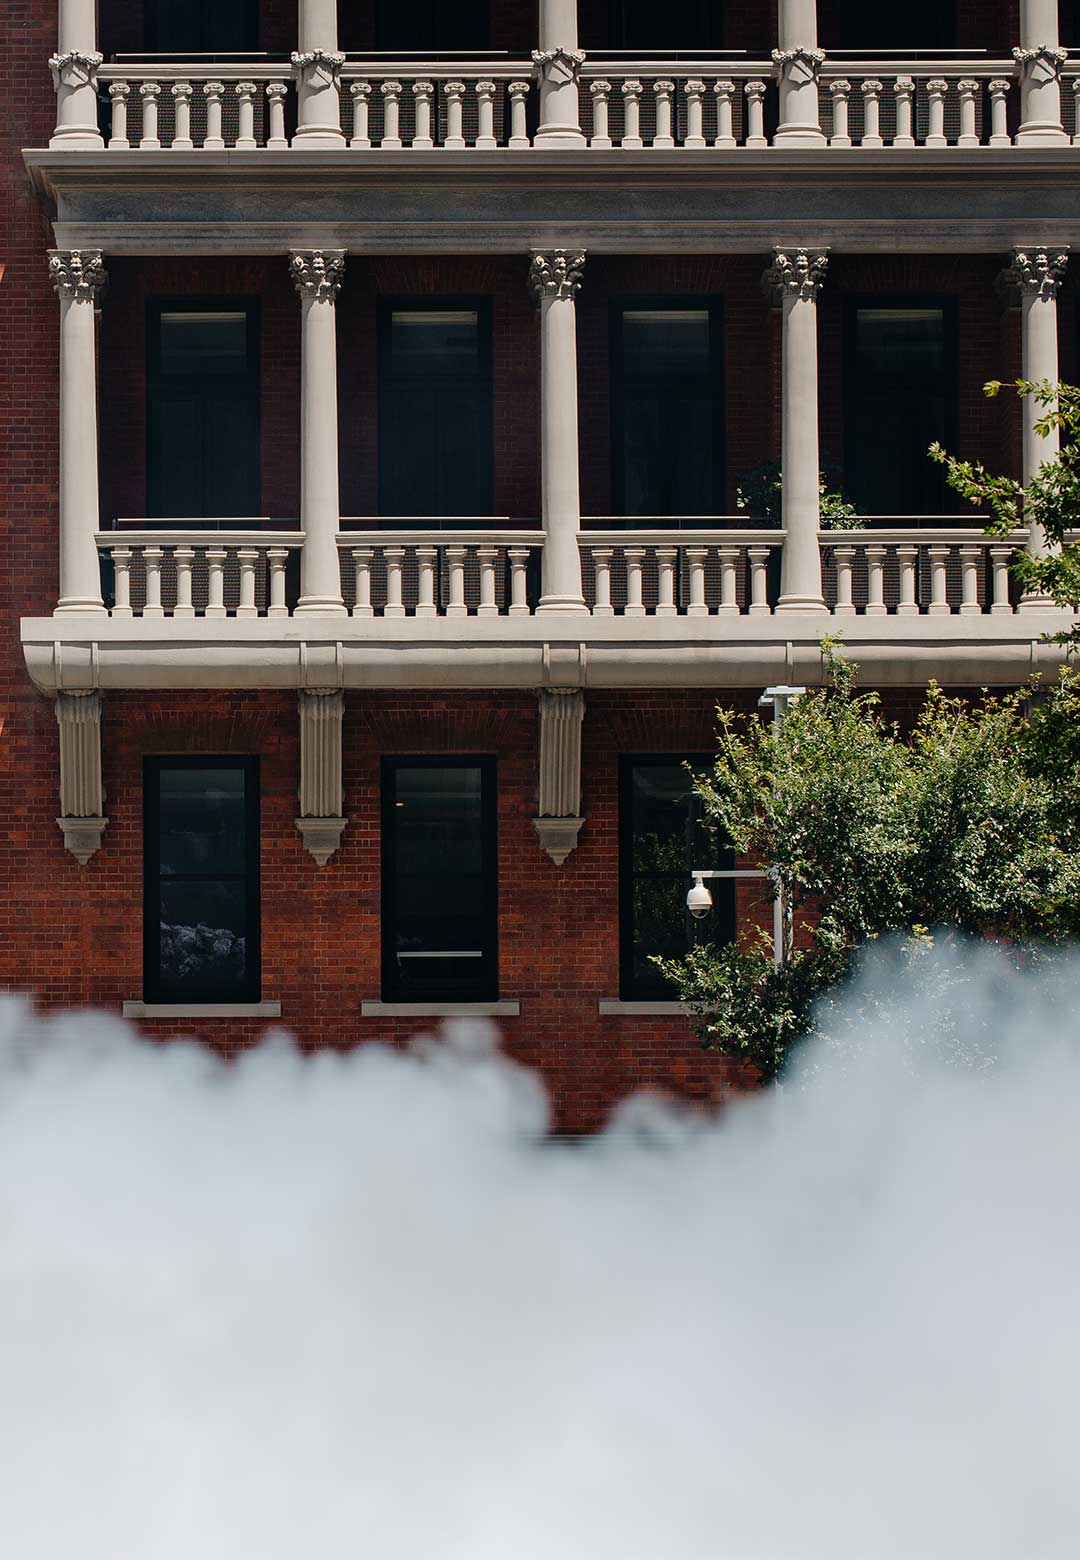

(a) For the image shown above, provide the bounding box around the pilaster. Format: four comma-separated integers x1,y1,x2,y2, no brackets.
296,689,346,864
534,688,585,865
55,692,105,864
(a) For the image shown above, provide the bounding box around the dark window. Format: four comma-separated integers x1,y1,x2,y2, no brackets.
844,299,957,516
619,757,735,1002
821,0,956,48
611,301,725,519
145,0,259,53
381,758,498,1002
147,300,260,519
144,758,261,1004
1064,0,1080,43
378,302,493,518
604,1,724,48
375,0,490,51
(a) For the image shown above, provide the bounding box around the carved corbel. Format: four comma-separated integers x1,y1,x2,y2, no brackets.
533,688,585,865
296,689,346,865
55,692,106,864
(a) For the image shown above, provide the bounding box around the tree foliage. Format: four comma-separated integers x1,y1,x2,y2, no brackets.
658,648,1080,1080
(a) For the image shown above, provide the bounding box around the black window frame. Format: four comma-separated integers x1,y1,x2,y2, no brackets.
376,296,495,521
143,755,262,1006
610,296,726,521
842,292,959,518
380,755,500,1003
146,296,261,521
618,754,735,1003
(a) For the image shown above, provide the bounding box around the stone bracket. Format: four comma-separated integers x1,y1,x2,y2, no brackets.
295,816,347,866
297,688,345,864
55,690,105,864
533,815,584,866
534,687,585,864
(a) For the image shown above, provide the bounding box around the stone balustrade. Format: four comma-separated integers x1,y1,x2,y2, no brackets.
337,529,545,617
819,64,1021,149
96,529,303,616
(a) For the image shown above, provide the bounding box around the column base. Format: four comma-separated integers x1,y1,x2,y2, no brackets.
773,125,827,146
49,129,105,149
55,598,107,615
1019,592,1062,611
291,127,347,148
1014,125,1069,146
533,126,587,147
295,599,348,615
776,596,828,612
537,596,589,613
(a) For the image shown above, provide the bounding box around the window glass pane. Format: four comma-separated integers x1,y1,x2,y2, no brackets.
389,311,481,380
622,310,711,377
147,0,259,53
159,880,249,996
159,312,249,377
149,394,203,517
610,0,722,48
622,392,713,516
823,0,955,48
848,306,951,514
157,766,246,876
375,0,490,50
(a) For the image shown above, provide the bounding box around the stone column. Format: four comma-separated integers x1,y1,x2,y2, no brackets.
1009,246,1069,602
774,0,825,145
764,248,829,612
50,0,104,148
293,0,345,146
290,250,347,614
1014,0,1068,144
529,251,588,613
48,251,107,615
534,0,586,147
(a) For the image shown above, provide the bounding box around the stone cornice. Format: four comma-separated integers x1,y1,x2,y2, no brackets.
47,248,106,301
763,247,829,302
528,249,586,303
288,248,345,302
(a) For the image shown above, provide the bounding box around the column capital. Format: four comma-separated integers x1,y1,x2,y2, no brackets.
1008,247,1069,299
531,47,586,82
49,50,103,89
529,250,586,304
763,247,829,303
289,249,345,302
1012,45,1068,75
291,49,346,77
48,249,106,302
771,47,825,81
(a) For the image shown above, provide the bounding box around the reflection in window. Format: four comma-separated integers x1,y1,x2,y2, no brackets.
144,759,260,1004
619,758,735,1001
381,758,498,1002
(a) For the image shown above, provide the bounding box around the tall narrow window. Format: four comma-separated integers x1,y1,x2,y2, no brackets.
611,302,724,519
821,0,956,48
604,0,723,48
378,302,493,519
619,757,735,1002
147,301,260,519
144,759,261,1005
375,0,490,50
145,0,259,53
844,299,956,516
382,758,498,1002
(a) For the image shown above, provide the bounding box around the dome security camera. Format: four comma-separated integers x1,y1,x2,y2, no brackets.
686,878,713,920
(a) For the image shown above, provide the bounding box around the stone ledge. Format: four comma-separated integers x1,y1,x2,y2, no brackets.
598,998,690,1016
360,1000,521,1018
122,1000,283,1018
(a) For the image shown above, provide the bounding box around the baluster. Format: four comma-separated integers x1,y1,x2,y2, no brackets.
383,545,405,616
713,80,736,147
266,81,289,149
831,546,856,616
990,545,1014,613
143,545,164,618
893,76,915,147
747,546,771,614
744,80,767,148
865,544,887,615
715,545,739,614
957,78,980,147
206,546,227,618
475,80,498,149
829,79,851,147
621,79,643,148
381,80,403,149
959,544,982,614
111,546,132,617
235,547,258,617
590,80,612,148
508,547,531,615
173,545,195,617
653,79,675,149
445,545,467,616
139,82,160,150
477,545,499,616
508,80,531,148
860,79,883,148
234,82,257,149
267,547,289,617
415,546,437,616
444,81,467,149
926,79,948,147
591,547,614,616
655,546,677,615
108,81,130,149
351,547,373,617
623,547,646,616
928,544,951,614
412,81,434,149
350,81,372,149
685,80,706,149
895,544,919,616
989,78,1012,146
203,81,225,150
171,81,193,149
685,546,709,616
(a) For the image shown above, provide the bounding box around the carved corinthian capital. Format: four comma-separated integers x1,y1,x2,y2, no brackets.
289,250,345,303
1009,247,1069,300
48,49,103,89
771,47,826,81
529,250,586,305
291,49,346,79
1012,45,1069,75
48,249,107,303
531,47,586,83
763,247,829,303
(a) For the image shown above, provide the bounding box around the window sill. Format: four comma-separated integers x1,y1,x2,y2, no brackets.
360,1000,521,1018
122,1001,282,1019
598,998,691,1016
